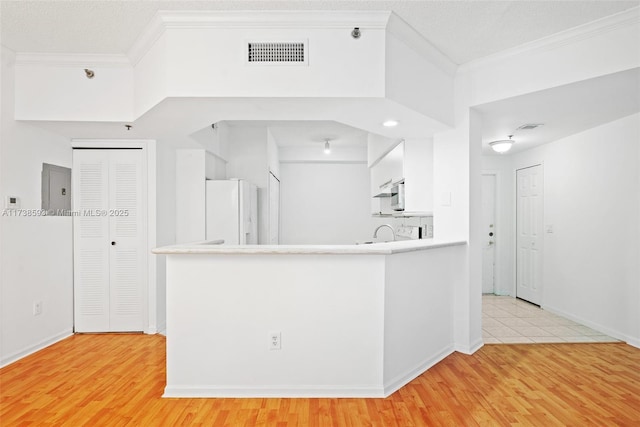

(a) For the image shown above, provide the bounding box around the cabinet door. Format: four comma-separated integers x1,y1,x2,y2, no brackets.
73,150,110,332
403,139,433,213
108,150,145,331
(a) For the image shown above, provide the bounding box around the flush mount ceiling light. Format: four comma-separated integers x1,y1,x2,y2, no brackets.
489,135,515,153
383,120,399,127
324,138,331,154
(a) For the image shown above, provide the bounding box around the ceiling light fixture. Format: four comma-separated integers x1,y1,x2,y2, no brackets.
383,120,399,127
324,139,331,154
489,135,515,153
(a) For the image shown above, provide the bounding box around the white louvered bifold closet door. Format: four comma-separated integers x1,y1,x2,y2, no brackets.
73,149,144,332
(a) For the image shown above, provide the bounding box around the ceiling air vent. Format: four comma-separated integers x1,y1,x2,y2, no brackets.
246,41,308,65
517,123,544,130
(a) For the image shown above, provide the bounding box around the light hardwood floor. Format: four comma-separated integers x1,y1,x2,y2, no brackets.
1,334,639,426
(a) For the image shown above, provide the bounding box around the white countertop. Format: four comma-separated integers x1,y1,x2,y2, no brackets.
152,239,466,255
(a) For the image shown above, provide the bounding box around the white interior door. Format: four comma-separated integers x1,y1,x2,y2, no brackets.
481,174,496,294
73,149,145,332
269,173,280,245
108,150,145,331
516,165,543,305
73,150,110,332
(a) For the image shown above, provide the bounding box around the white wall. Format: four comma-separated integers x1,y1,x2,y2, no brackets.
485,113,640,344
280,162,379,244
175,150,206,243
368,133,399,166
163,244,463,397
165,23,385,99
14,56,133,122
165,253,387,397
133,34,167,119
1,47,74,366
383,246,459,393
280,142,432,245
155,142,177,333
267,129,280,179
385,31,453,126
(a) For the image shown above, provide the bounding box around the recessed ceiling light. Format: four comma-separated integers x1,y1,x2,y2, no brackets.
383,120,399,127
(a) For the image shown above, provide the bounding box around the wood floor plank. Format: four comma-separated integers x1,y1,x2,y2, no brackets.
1,335,640,426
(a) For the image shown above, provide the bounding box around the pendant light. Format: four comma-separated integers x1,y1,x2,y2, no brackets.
489,135,515,153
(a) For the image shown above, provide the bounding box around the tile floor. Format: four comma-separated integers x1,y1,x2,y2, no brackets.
482,294,618,344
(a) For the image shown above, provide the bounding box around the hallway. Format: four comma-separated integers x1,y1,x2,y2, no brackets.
482,295,619,344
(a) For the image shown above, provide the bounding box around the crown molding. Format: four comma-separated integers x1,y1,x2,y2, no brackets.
460,6,640,72
128,10,392,65
386,13,457,77
14,52,131,68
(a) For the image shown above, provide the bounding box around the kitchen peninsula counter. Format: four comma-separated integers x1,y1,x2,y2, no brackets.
154,239,467,398
153,238,465,255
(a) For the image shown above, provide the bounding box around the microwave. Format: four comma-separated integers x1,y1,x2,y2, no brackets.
390,183,405,211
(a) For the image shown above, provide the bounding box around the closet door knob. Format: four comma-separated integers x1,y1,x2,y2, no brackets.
111,241,116,246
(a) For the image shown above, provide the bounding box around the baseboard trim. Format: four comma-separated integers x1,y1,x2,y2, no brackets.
542,304,637,345
455,337,484,355
163,384,386,398
626,337,640,349
383,344,454,397
157,322,167,336
1,329,73,368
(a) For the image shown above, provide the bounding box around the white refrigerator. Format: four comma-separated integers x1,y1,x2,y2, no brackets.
206,179,258,245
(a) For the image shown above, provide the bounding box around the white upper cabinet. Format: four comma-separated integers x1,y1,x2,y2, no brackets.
369,138,433,216
403,138,434,214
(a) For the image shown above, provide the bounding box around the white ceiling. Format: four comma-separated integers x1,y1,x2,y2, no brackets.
1,1,638,64
476,68,640,155
2,1,639,152
225,120,368,147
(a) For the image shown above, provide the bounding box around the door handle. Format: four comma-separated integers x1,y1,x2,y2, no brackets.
111,241,116,246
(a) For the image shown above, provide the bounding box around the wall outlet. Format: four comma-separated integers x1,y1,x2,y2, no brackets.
269,331,281,350
33,301,42,316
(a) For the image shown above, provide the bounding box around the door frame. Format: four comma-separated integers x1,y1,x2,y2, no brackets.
514,163,544,305
481,170,502,295
71,139,157,334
